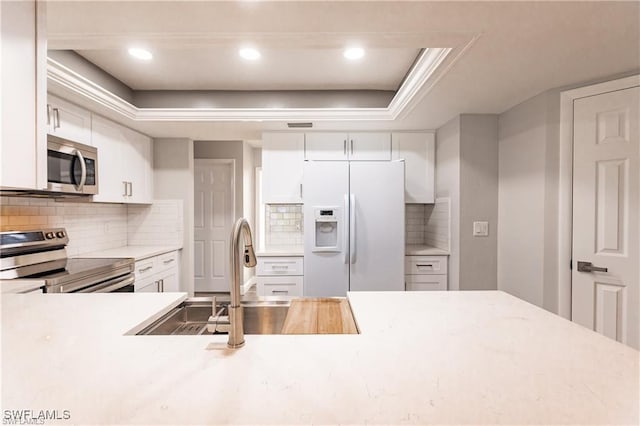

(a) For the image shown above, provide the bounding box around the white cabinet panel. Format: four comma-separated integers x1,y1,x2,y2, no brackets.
257,276,303,297
406,275,447,291
405,255,448,291
305,132,348,160
0,0,46,190
134,251,180,292
257,257,304,275
348,132,391,161
91,115,152,204
47,94,91,145
305,132,391,161
392,132,435,203
262,132,305,203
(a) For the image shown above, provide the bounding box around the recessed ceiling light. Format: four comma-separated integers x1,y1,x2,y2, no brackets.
343,47,365,60
128,47,152,61
239,47,261,61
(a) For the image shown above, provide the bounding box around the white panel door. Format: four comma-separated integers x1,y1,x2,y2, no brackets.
262,132,304,203
303,161,350,297
348,132,391,161
349,161,405,291
572,86,639,349
194,160,235,292
305,132,349,161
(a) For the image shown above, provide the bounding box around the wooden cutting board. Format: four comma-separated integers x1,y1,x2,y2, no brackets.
282,298,359,334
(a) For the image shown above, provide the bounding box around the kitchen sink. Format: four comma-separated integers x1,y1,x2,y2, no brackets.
137,297,291,336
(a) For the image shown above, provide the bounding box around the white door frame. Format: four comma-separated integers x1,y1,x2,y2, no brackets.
557,74,640,319
193,158,236,291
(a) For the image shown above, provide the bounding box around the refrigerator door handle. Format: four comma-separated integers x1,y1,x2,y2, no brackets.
343,194,349,264
350,193,356,264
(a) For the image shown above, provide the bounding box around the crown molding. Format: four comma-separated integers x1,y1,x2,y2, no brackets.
47,46,464,122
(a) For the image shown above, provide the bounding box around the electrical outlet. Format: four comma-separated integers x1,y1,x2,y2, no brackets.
473,221,489,237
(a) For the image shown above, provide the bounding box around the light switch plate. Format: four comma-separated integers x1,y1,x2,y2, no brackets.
473,221,489,237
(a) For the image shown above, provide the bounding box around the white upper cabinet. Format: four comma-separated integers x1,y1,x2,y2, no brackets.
305,133,348,160
304,132,391,161
91,115,153,204
0,0,47,190
47,94,92,145
348,132,392,161
262,132,305,203
392,132,435,203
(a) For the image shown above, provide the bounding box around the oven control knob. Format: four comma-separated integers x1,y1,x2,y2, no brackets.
45,232,55,239
56,231,65,238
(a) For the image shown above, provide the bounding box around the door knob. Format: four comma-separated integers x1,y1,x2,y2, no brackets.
577,261,608,273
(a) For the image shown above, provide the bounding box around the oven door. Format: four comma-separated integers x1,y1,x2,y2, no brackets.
73,274,135,293
47,136,98,195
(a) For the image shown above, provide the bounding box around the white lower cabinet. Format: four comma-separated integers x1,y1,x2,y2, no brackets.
405,255,448,291
256,255,303,296
134,251,180,292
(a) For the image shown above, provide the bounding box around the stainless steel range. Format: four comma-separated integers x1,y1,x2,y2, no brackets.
0,228,134,293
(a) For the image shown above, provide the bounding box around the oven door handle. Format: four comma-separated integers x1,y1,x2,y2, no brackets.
74,149,87,191
75,275,135,293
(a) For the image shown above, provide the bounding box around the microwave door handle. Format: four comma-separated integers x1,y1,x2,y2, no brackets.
74,149,87,191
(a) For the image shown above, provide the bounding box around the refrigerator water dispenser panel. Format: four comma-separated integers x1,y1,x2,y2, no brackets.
313,207,341,252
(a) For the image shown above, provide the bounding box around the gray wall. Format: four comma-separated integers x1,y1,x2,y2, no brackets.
459,115,499,291
153,138,195,296
498,89,561,312
436,114,499,291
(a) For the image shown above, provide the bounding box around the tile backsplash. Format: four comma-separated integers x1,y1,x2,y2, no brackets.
405,198,450,251
0,196,127,256
0,197,183,256
128,200,184,247
265,204,303,249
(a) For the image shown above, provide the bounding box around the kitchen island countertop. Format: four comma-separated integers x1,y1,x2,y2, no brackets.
1,291,637,424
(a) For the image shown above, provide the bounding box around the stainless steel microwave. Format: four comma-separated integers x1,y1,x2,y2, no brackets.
47,135,98,195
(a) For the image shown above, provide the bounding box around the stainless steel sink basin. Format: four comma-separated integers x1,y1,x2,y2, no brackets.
138,297,290,336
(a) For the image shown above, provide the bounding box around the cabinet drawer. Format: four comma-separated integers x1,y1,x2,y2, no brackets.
155,251,178,273
405,274,447,291
405,256,448,275
134,259,156,279
257,276,303,297
257,257,303,276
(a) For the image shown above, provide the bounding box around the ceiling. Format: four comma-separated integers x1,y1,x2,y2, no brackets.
75,47,422,91
46,1,640,140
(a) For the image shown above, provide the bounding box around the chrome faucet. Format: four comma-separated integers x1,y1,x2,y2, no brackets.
228,218,257,348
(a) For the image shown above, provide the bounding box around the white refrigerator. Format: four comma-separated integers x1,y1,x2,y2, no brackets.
303,161,405,297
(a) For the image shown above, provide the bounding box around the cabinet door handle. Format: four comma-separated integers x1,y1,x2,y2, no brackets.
128,182,133,197
53,108,60,129
138,266,153,273
271,290,289,295
159,279,164,292
350,139,354,155
46,104,52,126
343,139,347,155
299,183,303,199
163,259,175,264
123,181,128,197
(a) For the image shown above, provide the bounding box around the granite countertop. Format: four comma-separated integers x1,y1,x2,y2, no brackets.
1,291,637,424
78,245,182,261
406,244,450,255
